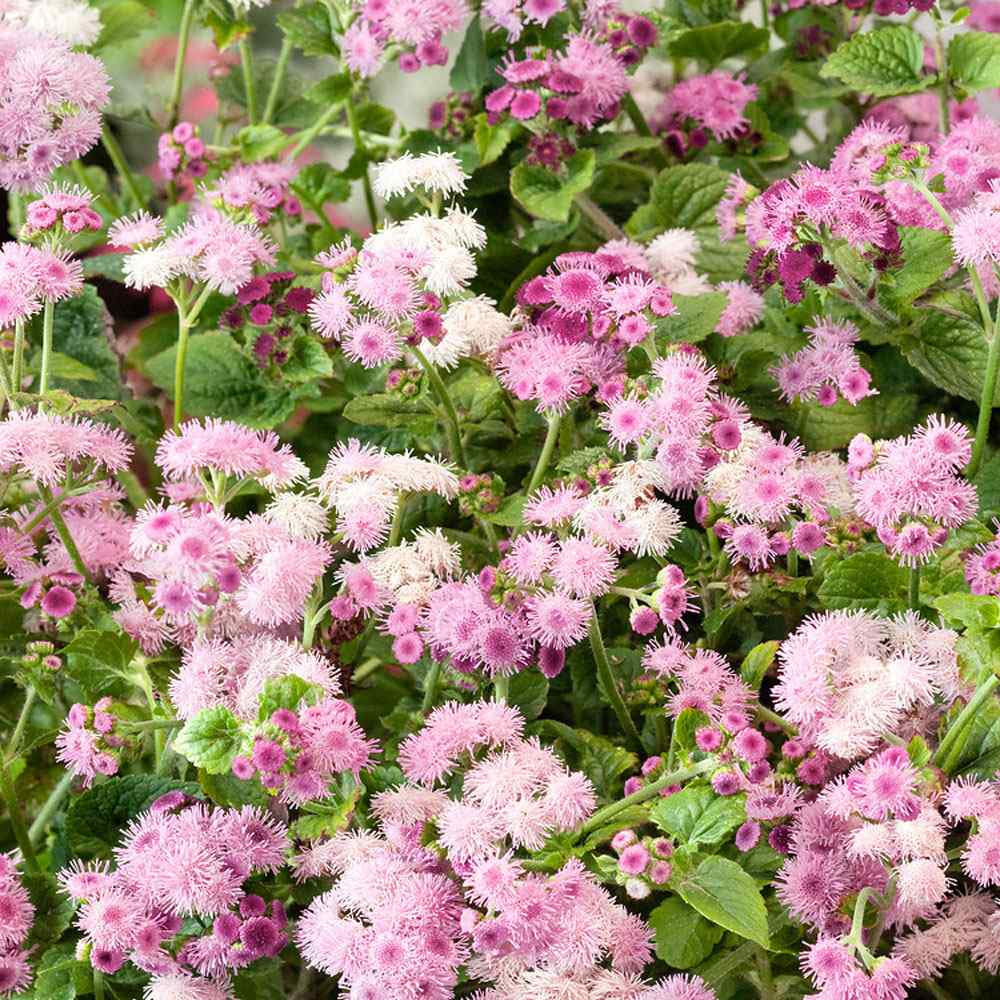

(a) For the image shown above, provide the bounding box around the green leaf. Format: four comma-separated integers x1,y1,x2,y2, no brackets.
510,151,596,223
475,115,521,167
668,21,769,65
277,2,338,57
949,31,1000,93
651,785,746,847
820,27,931,97
290,162,352,210
305,72,353,105
650,896,725,969
483,493,527,527
61,627,138,700
932,593,1000,630
22,873,75,953
740,641,779,690
146,333,300,428
789,392,919,451
508,672,549,721
674,855,771,948
40,286,124,400
92,0,154,51
817,550,907,612
82,252,128,282
902,306,992,402
450,15,488,93
650,163,731,233
887,227,954,306
284,337,334,383
342,392,438,432
655,291,728,345
174,706,245,775
33,352,98,382
257,675,323,722
66,775,200,858
237,124,290,162
27,941,87,1000
974,451,1000,512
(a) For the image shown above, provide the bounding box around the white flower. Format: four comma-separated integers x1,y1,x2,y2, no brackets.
2,0,102,46
444,207,488,249
421,244,477,297
372,151,468,200
263,492,330,539
645,227,701,278
144,972,233,1000
420,296,512,368
122,245,184,290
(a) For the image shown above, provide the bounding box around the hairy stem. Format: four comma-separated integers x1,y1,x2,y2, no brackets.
576,757,715,839
908,564,920,610
263,36,295,123
526,412,561,493
422,660,442,713
37,484,90,581
240,39,259,124
589,603,643,751
166,0,198,129
411,345,467,467
934,673,1000,773
12,318,25,397
575,195,626,242
0,764,38,871
102,125,147,210
39,299,54,396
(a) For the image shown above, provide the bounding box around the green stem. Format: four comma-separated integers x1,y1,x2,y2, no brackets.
589,603,643,750
968,324,1000,479
239,40,259,125
345,99,379,231
287,101,343,160
8,191,23,236
388,493,408,547
574,194,625,242
526,412,561,493
0,764,39,871
756,705,796,735
39,299,54,396
575,757,715,839
28,771,74,844
0,349,14,409
126,718,182,732
934,673,1000,772
101,124,147,210
922,980,954,1000
167,0,198,129
422,660,442,713
493,675,510,703
37,484,90,581
263,37,294,123
787,548,799,576
934,36,950,137
12,318,25,397
301,582,327,651
6,687,37,760
908,564,920,610
171,280,214,430
411,345,467,467
846,886,874,949
94,968,105,1000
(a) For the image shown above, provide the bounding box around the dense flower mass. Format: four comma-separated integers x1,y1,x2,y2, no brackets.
3,2,1000,999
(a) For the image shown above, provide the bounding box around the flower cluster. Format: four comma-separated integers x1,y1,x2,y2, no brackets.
849,416,978,566
55,697,127,786
654,71,759,155
63,796,288,993
204,161,302,227
772,318,875,406
0,0,102,47
773,610,960,758
0,853,34,996
0,28,109,191
157,122,209,184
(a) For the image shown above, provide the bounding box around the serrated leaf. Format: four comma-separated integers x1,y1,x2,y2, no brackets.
949,31,1000,93
932,593,1000,630
817,550,907,612
92,0,154,51
483,493,527,527
146,333,301,428
174,706,245,775
257,675,323,722
651,785,745,846
789,392,919,451
277,2,337,57
820,27,930,97
450,15,488,93
283,337,333,383
61,627,138,700
650,896,725,969
342,393,438,432
655,291,728,345
902,308,991,401
651,163,731,233
511,151,596,223
674,855,771,948
305,72,353,105
66,775,200,857
668,21,769,65
22,873,75,953
887,227,953,306
533,719,637,799
475,115,521,167
507,672,549,721
237,124,290,162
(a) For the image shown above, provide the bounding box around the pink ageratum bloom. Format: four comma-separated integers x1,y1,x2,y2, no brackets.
658,70,758,142
0,29,110,191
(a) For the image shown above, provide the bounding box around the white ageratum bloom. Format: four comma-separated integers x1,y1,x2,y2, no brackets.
365,529,461,604
107,211,164,249
263,492,330,540
371,151,468,200
644,227,701,278
1,0,102,46
419,295,513,369
122,244,184,290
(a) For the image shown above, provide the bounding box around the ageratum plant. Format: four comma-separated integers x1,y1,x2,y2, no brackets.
2,0,1000,997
